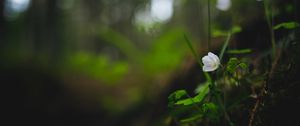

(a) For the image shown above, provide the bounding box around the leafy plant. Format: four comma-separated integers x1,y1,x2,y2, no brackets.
167,0,293,125
168,33,253,125
273,21,300,30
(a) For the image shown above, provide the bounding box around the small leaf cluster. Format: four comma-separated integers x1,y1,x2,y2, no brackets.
168,89,220,124
167,56,251,125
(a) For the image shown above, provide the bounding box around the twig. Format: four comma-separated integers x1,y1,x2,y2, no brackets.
248,81,264,126
248,48,282,126
249,0,281,125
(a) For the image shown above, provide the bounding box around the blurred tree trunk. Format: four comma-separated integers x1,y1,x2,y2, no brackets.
0,0,5,50
27,0,64,64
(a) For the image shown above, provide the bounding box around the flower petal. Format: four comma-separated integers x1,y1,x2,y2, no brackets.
202,56,213,65
203,65,218,72
208,52,220,64
202,52,220,72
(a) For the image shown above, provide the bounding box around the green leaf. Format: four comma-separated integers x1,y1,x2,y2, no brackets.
212,30,228,37
202,102,220,121
226,49,252,54
168,90,188,101
194,82,210,102
175,82,210,106
212,26,241,37
175,98,195,106
238,63,248,69
168,103,203,123
194,81,210,94
169,83,210,106
231,26,242,34
202,103,218,113
180,114,203,123
226,58,239,74
273,22,300,30
168,90,190,107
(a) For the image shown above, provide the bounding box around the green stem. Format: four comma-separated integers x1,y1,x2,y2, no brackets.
216,93,233,126
210,79,233,126
219,32,232,62
210,79,233,125
264,0,276,58
208,0,211,50
184,34,212,82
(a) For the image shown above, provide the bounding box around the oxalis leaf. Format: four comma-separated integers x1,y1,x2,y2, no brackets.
226,49,252,54
238,62,248,69
226,58,239,74
168,83,210,106
175,84,210,106
194,82,210,101
273,22,300,30
226,58,248,74
168,90,188,107
180,114,203,123
175,98,195,106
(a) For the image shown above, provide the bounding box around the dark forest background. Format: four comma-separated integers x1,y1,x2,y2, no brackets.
1,0,300,126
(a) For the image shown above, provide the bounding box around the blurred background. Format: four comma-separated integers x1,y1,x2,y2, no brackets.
0,0,298,126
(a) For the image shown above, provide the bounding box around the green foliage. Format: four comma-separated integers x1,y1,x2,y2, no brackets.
165,0,286,123
226,49,252,54
168,34,253,125
66,52,128,84
273,22,300,30
168,84,212,123
176,88,209,106
168,90,189,106
226,58,239,74
168,92,221,124
168,83,210,106
99,27,139,60
239,62,248,69
176,102,220,123
202,102,220,121
180,114,203,123
231,26,242,33
194,81,210,94
143,28,187,75
212,26,242,37
175,98,195,106
168,90,201,123
212,30,228,37
226,58,248,74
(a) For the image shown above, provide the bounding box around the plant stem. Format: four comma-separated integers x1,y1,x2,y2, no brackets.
263,0,276,58
208,0,211,50
184,34,212,82
217,94,233,126
219,32,232,61
211,79,233,126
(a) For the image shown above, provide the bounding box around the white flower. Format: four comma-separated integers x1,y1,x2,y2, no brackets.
202,52,220,72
